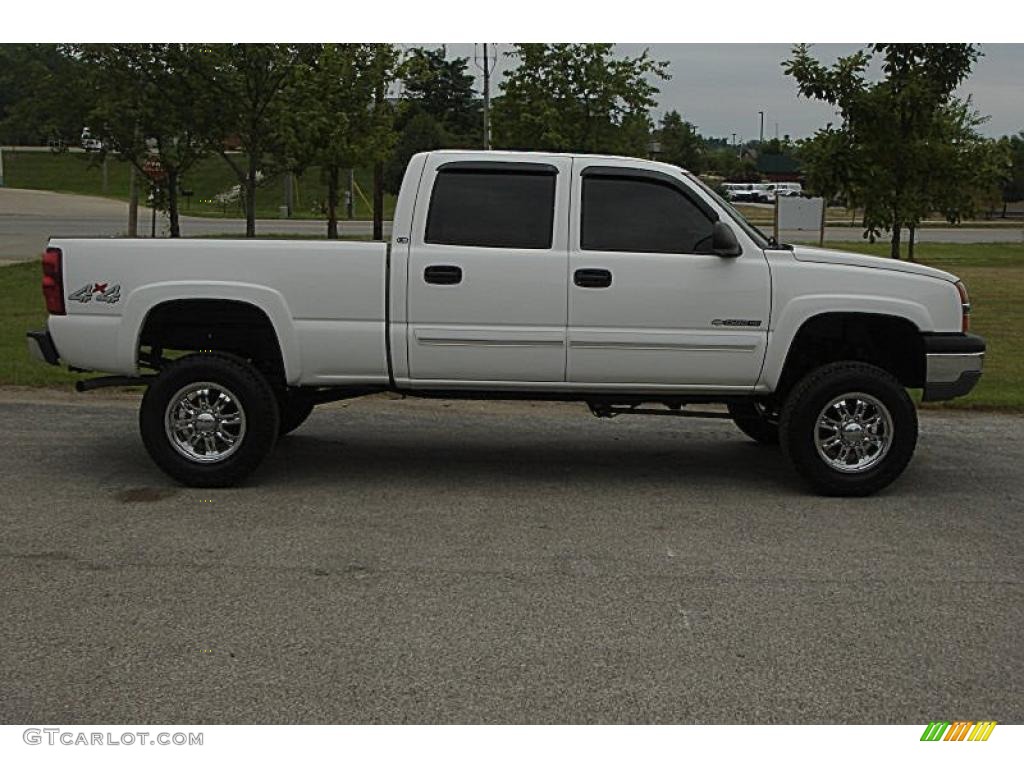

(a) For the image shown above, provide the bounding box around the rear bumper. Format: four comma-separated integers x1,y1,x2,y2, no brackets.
922,332,985,402
26,329,60,366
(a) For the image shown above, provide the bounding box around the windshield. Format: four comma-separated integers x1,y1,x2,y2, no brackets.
685,173,772,250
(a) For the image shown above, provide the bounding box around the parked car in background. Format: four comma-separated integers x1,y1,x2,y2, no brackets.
722,183,758,203
753,183,775,204
80,127,102,153
770,182,803,198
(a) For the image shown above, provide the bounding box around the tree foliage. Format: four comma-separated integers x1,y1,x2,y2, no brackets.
784,43,1003,259
492,44,668,156
285,44,398,238
77,44,216,237
1000,131,1024,207
654,110,704,172
384,47,480,194
184,44,308,237
399,47,481,144
0,44,91,146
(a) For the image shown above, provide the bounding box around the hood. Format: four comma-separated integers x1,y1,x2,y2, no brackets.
790,245,958,283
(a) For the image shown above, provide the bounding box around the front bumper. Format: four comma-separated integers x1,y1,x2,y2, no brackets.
26,329,60,366
922,332,985,402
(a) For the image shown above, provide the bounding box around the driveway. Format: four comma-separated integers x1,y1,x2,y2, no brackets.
0,391,1020,723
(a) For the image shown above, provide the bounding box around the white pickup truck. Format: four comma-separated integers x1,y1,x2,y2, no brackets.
28,150,985,495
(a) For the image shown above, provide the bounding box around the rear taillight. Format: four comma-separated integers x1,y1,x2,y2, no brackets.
955,280,971,333
42,247,65,315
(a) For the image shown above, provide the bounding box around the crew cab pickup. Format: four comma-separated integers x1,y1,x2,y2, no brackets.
27,150,985,495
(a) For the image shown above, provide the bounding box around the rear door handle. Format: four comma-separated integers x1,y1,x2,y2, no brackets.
574,268,612,288
424,265,463,285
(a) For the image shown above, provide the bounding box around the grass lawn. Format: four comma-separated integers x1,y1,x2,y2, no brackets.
1,150,396,221
3,242,1022,410
1,260,85,387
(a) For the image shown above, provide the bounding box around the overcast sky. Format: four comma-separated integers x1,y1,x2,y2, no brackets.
437,43,1023,141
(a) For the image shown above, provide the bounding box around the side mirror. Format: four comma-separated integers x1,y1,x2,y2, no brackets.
712,221,742,257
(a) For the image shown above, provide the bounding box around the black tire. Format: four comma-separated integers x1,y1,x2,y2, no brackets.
277,391,316,436
139,352,280,487
779,361,918,496
728,401,779,445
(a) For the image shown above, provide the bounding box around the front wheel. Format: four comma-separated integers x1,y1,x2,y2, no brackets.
140,353,280,487
779,362,918,496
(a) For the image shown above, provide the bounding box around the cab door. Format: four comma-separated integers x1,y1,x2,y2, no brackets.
405,155,572,386
566,162,770,390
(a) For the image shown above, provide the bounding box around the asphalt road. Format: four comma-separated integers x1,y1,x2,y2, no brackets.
1,188,1020,263
0,391,1020,724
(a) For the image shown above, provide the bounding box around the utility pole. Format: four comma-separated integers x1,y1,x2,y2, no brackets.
283,171,293,218
758,111,764,144
372,63,385,241
474,44,499,150
0,146,6,187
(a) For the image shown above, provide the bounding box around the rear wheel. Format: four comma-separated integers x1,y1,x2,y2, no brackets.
727,401,779,445
140,353,280,487
779,361,917,496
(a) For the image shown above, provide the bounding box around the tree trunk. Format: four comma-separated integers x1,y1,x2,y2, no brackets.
326,165,340,240
907,223,916,262
245,153,258,238
890,208,902,259
167,170,181,238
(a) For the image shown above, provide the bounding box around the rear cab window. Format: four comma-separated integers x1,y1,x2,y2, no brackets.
425,162,558,249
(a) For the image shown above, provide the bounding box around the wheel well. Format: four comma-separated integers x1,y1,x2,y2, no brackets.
138,299,285,381
777,313,925,397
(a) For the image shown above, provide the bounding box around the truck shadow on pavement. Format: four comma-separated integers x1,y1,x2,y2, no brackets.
259,431,801,493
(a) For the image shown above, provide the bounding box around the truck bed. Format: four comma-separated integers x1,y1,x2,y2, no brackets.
47,238,390,385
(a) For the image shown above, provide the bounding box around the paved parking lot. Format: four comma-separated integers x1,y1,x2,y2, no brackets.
0,390,1021,723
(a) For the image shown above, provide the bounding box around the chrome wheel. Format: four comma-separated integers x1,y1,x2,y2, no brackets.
164,382,247,464
814,392,893,473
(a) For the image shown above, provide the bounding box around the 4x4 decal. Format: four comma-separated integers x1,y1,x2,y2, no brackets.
68,282,121,304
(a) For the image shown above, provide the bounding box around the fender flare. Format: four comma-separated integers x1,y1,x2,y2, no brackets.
760,298,931,390
117,281,302,384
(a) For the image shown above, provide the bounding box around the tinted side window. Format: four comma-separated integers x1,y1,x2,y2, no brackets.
425,170,556,249
581,175,715,254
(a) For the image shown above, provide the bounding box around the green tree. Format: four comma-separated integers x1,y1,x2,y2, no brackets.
384,47,481,194
654,110,703,171
909,101,1008,258
286,44,398,238
77,44,216,238
785,43,985,259
492,44,668,156
999,131,1024,215
0,44,92,146
384,112,447,194
186,44,307,237
399,46,481,144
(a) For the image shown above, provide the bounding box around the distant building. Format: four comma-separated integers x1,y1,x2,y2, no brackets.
757,153,802,182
